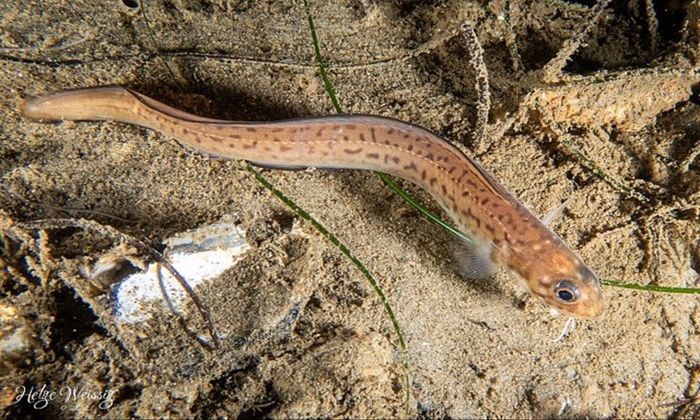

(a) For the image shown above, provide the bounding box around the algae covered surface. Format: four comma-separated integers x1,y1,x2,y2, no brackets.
1,0,699,417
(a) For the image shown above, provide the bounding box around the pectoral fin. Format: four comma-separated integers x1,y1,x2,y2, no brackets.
449,236,498,279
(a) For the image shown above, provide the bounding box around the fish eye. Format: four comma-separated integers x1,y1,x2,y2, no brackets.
554,280,580,303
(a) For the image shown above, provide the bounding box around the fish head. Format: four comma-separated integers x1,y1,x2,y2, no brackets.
524,248,605,319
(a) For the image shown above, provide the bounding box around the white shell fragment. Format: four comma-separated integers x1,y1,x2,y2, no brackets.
112,221,250,324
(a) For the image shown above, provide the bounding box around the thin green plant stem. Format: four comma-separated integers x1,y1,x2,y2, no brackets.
602,279,700,295
556,142,698,294
380,174,474,244
248,165,408,348
303,0,341,112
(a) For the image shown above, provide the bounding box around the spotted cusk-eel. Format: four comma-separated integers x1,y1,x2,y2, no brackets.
20,85,604,319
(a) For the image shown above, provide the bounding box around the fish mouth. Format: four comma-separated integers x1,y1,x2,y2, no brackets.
555,297,605,319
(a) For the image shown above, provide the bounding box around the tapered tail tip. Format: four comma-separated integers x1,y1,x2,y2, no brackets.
20,95,60,123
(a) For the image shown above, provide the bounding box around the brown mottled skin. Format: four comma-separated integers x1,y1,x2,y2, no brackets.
20,86,604,318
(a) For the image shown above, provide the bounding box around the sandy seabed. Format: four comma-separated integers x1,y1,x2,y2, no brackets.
1,0,699,418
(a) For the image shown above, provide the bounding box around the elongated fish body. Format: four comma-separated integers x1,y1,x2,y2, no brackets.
21,86,604,318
